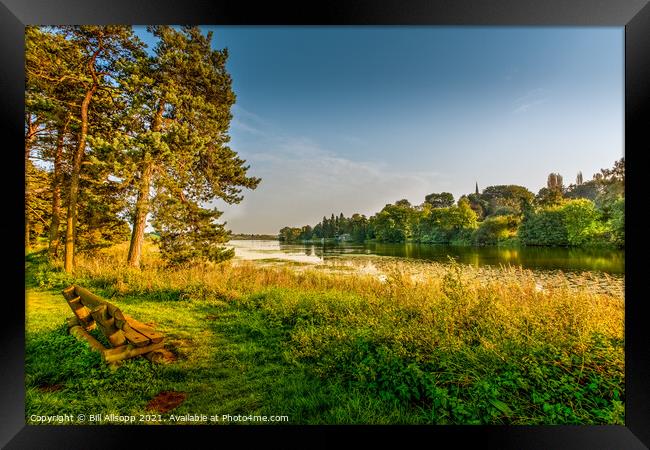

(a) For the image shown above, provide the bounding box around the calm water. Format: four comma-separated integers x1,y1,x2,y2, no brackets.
228,240,624,274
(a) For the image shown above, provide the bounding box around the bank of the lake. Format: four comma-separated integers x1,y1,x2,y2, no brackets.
26,241,624,425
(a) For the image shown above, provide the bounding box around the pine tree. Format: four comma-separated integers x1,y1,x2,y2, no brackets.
25,161,52,248
151,193,234,264
52,26,143,272
139,26,259,265
26,26,87,255
25,26,258,266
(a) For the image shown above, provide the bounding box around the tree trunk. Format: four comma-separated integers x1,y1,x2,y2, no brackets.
63,42,103,273
64,87,96,273
127,160,154,267
25,210,30,252
49,118,68,259
25,116,38,252
127,101,164,267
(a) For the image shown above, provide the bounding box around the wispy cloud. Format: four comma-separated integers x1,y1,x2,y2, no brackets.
212,127,448,233
340,134,367,147
513,98,547,114
513,88,549,114
231,117,265,135
230,105,273,136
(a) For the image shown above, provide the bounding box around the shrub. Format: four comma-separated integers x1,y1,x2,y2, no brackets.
474,215,520,245
562,199,605,246
33,266,75,289
490,206,518,217
519,199,612,247
608,198,624,247
518,207,568,246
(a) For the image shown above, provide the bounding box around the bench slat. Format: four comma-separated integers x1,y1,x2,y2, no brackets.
122,326,152,347
103,341,165,363
124,315,164,344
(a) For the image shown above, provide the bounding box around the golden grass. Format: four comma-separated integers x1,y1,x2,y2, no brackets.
68,240,624,359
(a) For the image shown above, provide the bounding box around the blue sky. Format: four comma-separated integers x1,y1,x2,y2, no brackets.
135,27,624,234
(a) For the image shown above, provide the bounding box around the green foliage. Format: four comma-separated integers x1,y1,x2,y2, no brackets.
481,185,534,217
608,198,624,247
33,267,75,289
279,226,303,242
25,25,258,268
152,198,234,265
424,192,454,208
562,199,605,246
370,202,420,243
520,199,614,247
490,206,518,217
76,167,132,252
349,214,369,242
535,187,565,207
418,199,478,244
233,262,623,425
474,215,520,245
594,158,624,200
139,26,259,265
449,228,475,245
280,213,369,243
565,180,600,201
464,193,488,220
519,206,568,246
25,162,52,246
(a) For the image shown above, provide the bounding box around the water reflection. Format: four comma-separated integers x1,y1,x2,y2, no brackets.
228,240,624,274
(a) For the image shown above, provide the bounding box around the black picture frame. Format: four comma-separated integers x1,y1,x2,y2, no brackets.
2,0,649,448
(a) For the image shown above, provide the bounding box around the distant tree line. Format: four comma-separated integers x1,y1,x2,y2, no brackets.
230,233,278,241
25,26,260,271
279,158,624,248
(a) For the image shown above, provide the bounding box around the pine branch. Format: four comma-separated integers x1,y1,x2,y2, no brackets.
26,203,50,227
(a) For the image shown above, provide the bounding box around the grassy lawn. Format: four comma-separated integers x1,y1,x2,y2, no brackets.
25,243,625,425
26,286,348,424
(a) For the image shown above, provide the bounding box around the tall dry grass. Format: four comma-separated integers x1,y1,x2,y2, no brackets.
69,240,623,362
30,240,625,424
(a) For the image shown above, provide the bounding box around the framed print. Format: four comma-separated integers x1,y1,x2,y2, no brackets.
2,0,649,448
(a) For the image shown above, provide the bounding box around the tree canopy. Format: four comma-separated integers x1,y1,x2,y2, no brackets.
25,25,260,270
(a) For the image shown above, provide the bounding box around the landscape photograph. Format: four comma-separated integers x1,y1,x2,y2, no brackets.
25,25,624,425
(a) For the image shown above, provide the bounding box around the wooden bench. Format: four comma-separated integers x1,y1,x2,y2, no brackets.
62,285,172,365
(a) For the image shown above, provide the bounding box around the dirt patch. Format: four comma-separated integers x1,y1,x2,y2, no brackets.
146,348,178,363
146,391,187,413
166,338,193,360
37,384,63,393
206,314,218,321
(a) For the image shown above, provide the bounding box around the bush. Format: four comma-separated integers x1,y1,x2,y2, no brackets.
490,206,518,217
450,228,475,245
562,199,605,246
519,199,613,247
474,215,520,245
518,207,568,246
33,265,75,289
608,198,624,247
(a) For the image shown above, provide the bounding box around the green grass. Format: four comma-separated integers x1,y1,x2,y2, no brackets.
25,245,624,425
